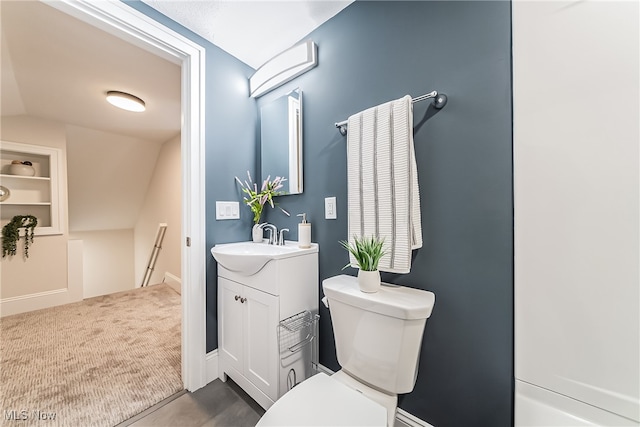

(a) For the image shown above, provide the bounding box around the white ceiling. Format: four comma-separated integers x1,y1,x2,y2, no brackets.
142,0,353,69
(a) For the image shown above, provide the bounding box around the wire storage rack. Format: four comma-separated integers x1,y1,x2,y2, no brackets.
277,310,319,396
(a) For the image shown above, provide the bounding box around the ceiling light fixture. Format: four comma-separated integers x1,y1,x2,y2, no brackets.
249,41,317,98
106,91,146,112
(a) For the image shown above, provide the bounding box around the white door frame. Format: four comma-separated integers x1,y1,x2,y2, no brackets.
44,0,208,391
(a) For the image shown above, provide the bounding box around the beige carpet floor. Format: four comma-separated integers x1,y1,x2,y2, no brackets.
0,284,182,427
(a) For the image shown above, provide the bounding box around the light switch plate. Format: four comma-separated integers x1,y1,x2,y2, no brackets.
216,201,240,220
325,197,337,219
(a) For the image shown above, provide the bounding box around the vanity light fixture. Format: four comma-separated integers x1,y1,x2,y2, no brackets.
106,91,146,112
249,41,317,98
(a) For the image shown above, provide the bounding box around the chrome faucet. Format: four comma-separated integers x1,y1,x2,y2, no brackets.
262,223,278,245
278,228,289,246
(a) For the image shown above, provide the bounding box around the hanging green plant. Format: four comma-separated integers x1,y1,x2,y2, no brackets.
2,215,38,259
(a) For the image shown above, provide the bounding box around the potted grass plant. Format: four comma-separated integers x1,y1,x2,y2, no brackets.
340,235,386,293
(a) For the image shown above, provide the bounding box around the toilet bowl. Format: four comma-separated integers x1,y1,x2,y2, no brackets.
257,274,436,427
255,372,387,427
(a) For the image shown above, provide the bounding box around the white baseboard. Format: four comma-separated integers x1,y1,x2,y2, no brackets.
1,288,73,317
164,272,181,295
205,350,219,384
317,364,434,427
317,364,334,376
396,408,434,427
164,272,181,284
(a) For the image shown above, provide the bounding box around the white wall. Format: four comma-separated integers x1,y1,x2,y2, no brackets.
0,116,71,302
134,135,181,287
66,124,168,297
513,0,639,424
69,229,135,298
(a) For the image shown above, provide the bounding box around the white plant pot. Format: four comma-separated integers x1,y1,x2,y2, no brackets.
358,269,381,293
252,224,263,243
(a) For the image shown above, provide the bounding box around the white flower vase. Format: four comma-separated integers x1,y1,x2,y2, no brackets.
252,224,263,243
358,269,381,293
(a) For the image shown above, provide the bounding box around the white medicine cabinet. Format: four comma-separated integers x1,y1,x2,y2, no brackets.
0,141,63,235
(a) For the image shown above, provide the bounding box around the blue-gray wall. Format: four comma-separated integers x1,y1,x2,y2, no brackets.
259,2,513,426
123,1,257,354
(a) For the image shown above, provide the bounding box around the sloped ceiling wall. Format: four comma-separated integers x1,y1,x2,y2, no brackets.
66,125,163,232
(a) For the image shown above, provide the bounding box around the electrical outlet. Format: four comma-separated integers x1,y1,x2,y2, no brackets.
325,197,337,219
216,201,240,220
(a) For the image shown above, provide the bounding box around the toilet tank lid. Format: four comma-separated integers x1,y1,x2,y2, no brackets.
322,275,435,320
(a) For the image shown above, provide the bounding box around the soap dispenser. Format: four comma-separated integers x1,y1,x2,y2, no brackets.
297,213,311,249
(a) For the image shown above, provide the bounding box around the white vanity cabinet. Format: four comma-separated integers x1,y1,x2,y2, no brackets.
219,276,279,400
215,242,318,410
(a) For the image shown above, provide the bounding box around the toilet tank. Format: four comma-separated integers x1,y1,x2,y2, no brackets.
322,275,435,394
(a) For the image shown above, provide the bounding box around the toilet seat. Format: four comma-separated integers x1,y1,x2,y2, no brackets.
255,373,387,427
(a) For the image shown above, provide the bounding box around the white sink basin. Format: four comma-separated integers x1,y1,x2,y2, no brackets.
211,240,318,276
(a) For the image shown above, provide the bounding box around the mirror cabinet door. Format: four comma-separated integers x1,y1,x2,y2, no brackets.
260,88,302,195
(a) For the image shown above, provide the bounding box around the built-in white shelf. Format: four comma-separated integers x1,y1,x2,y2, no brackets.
0,141,63,235
0,174,51,181
1,202,52,206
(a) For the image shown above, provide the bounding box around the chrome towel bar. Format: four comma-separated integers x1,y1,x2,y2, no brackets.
335,90,447,136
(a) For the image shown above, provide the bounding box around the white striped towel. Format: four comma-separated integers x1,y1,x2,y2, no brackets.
346,95,423,274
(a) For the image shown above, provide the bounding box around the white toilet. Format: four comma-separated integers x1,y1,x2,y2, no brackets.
256,274,436,427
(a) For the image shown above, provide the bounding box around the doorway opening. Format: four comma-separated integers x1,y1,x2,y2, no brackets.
48,0,207,393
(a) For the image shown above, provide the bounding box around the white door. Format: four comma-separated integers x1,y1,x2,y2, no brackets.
243,285,279,400
219,277,244,374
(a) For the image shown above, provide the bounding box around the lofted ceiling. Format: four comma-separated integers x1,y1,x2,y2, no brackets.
0,1,181,144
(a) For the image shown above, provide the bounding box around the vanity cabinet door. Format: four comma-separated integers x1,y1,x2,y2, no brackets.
219,277,244,374
243,285,279,401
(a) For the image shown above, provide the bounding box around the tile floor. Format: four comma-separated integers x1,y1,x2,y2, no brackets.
117,378,265,427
